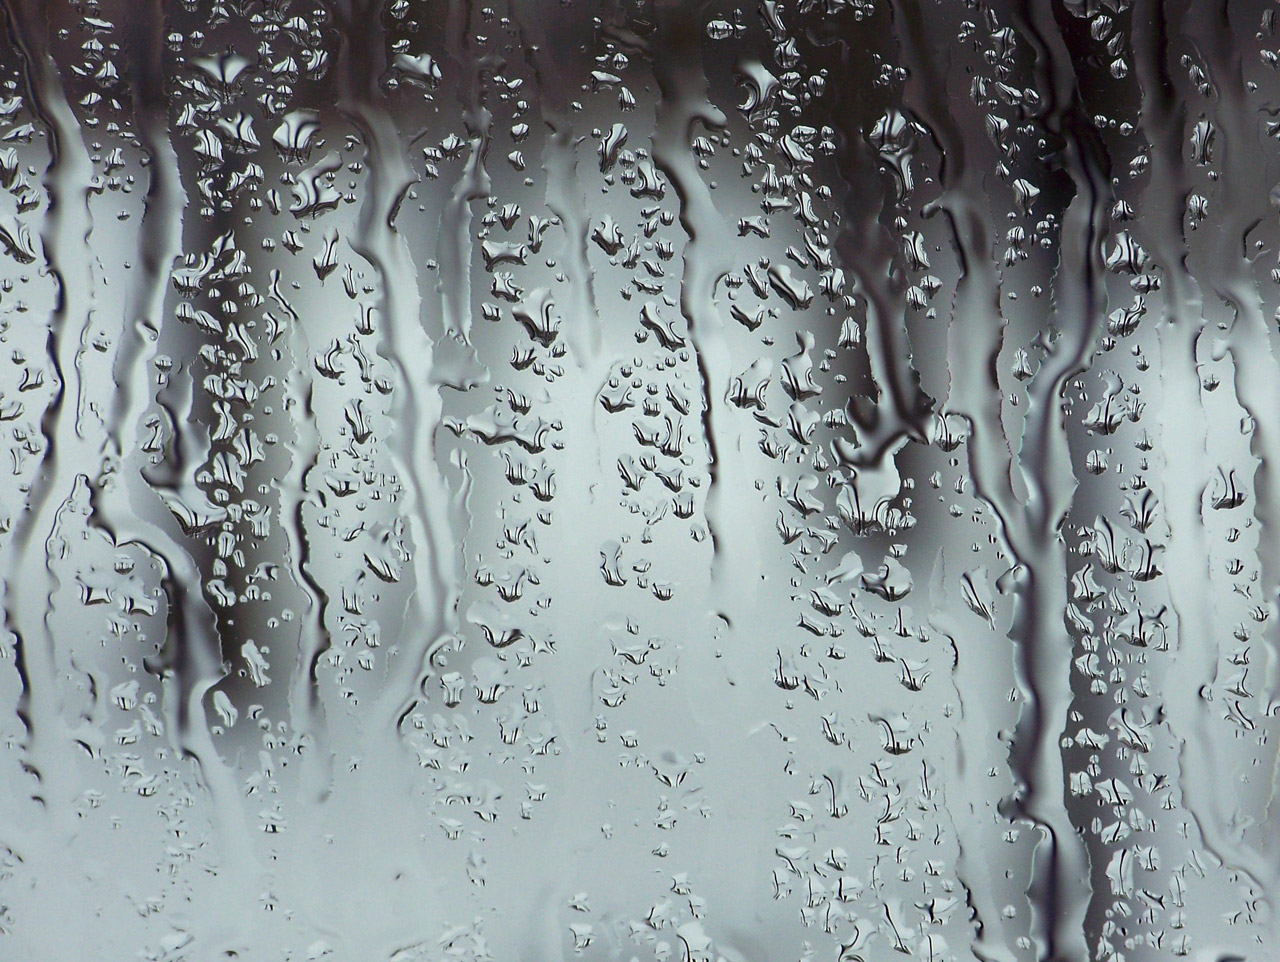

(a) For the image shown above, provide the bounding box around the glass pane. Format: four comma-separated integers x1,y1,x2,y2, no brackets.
0,1,1273,959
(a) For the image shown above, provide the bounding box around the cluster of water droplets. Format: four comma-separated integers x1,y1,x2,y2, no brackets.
1,1,1279,960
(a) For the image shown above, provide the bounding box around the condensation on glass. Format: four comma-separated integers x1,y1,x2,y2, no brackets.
0,0,1276,960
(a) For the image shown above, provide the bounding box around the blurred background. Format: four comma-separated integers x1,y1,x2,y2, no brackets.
0,1,1277,959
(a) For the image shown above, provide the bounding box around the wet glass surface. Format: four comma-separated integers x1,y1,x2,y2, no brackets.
0,1,1278,959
